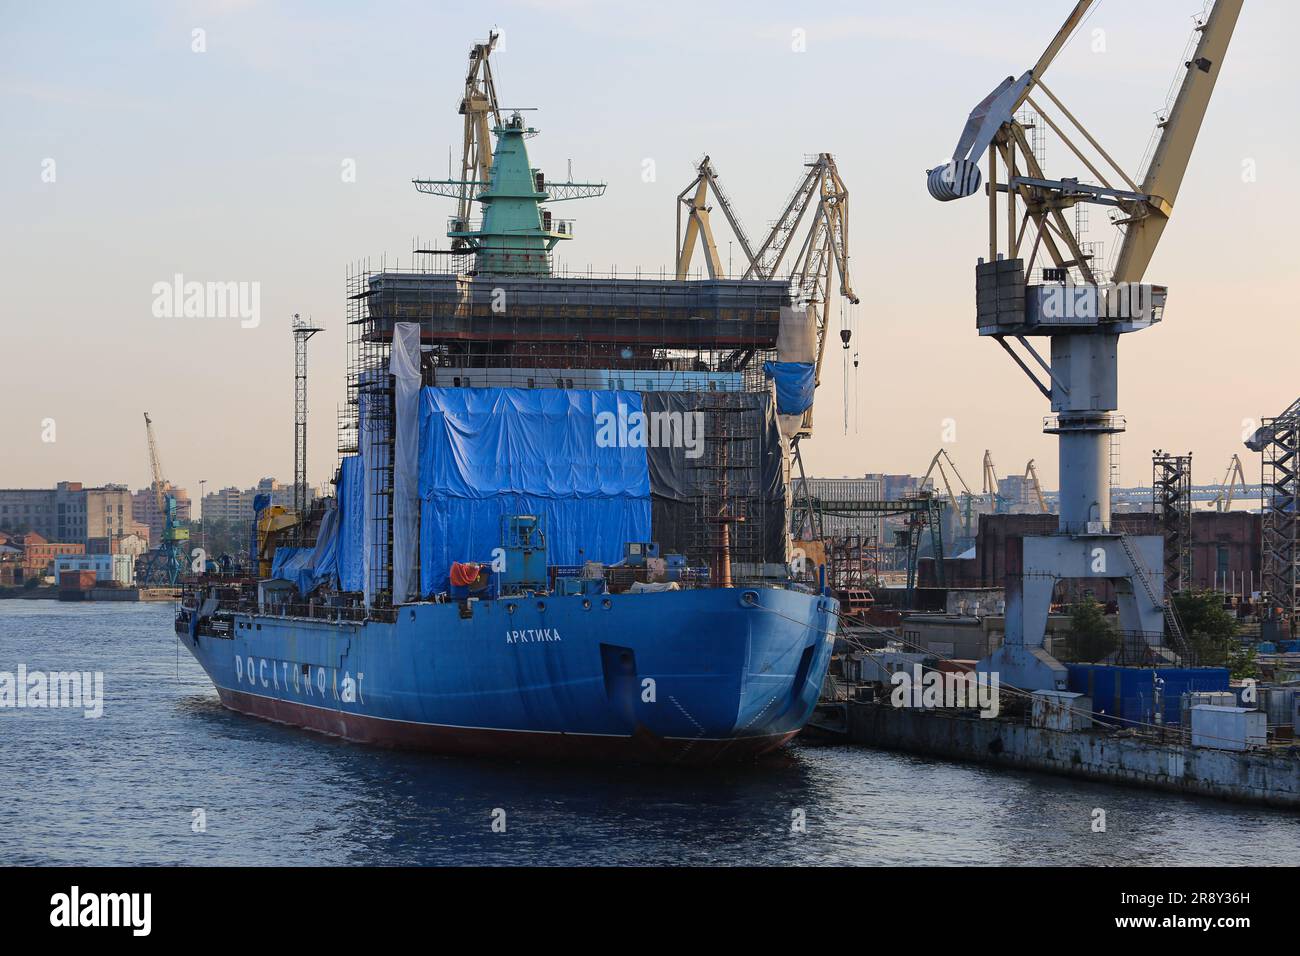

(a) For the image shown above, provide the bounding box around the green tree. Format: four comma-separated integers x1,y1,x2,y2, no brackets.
1171,589,1239,667
1066,597,1118,662
1227,644,1258,681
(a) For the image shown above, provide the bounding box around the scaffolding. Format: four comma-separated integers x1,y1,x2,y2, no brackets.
1257,413,1299,621
345,263,396,605
360,264,784,391
826,535,873,591
1152,450,1192,595
341,258,796,605
689,392,764,586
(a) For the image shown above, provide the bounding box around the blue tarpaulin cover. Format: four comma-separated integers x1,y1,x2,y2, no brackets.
418,388,651,595
271,546,317,596
309,501,340,590
763,361,815,415
337,455,365,593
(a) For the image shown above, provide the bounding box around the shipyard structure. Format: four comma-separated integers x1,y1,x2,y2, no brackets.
176,40,842,763
798,0,1300,810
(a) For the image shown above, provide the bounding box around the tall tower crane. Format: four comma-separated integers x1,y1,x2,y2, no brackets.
137,412,189,586
451,31,502,247
926,0,1243,688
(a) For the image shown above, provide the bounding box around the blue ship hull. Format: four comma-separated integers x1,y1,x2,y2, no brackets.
178,586,837,764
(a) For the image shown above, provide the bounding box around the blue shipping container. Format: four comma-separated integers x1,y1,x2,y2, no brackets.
1066,664,1231,728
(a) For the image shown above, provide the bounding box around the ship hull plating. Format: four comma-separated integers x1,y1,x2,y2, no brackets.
179,587,837,766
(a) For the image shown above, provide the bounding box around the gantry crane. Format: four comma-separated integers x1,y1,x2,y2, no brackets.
450,31,502,248
136,412,189,586
674,152,859,438
927,0,1242,687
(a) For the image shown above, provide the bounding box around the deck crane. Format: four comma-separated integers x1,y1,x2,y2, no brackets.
1209,453,1248,513
926,0,1243,688
450,31,502,248
674,152,859,440
136,412,189,586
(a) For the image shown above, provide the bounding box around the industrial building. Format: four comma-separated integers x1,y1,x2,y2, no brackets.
52,552,134,587
922,510,1260,602
14,532,85,577
0,482,145,543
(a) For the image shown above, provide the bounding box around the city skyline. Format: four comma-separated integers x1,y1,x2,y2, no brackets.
3,0,1296,494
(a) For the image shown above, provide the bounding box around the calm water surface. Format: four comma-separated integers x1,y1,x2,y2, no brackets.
1,601,1296,865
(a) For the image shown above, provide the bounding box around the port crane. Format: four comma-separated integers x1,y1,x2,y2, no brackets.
920,448,978,551
1208,453,1247,513
135,412,189,586
674,153,859,435
1025,459,1049,514
674,157,758,280
927,0,1242,687
982,450,1006,513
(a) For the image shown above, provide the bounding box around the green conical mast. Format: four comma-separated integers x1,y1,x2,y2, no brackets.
413,113,606,276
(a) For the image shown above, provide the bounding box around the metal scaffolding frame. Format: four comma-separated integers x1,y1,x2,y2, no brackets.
1255,411,1299,621
689,393,764,587
1152,450,1192,595
339,258,796,605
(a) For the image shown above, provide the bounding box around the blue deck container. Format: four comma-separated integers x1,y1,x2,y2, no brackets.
1066,664,1231,728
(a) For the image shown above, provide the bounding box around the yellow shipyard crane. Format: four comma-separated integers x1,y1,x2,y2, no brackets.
1025,459,1048,514
674,152,859,438
925,0,1243,687
451,31,502,247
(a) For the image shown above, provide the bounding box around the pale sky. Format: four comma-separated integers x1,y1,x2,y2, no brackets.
2,0,1296,500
